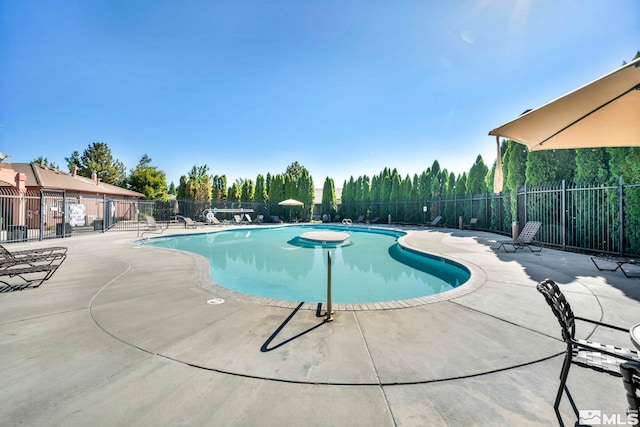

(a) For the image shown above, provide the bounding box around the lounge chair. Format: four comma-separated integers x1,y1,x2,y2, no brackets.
356,215,365,223
145,216,160,230
177,216,201,229
426,216,443,227
536,279,640,414
0,262,62,292
0,246,67,292
244,214,253,224
463,218,478,230
0,244,67,262
369,217,380,224
492,221,542,252
233,215,243,224
591,255,640,278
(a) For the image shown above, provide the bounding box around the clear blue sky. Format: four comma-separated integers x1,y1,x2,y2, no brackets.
1,1,638,188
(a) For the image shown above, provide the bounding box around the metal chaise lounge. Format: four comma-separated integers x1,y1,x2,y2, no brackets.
145,216,160,230
463,218,478,230
426,216,443,227
536,279,640,416
492,220,542,252
0,244,67,264
0,256,65,292
591,255,640,278
177,215,201,229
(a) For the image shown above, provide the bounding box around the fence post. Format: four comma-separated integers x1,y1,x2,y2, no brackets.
39,190,44,241
485,192,489,231
562,179,566,251
619,175,624,255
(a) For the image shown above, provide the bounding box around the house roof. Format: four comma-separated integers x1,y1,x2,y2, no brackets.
2,163,144,198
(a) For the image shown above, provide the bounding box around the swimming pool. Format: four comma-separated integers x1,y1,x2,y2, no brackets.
143,225,470,304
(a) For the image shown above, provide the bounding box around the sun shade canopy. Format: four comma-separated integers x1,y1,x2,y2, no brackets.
278,199,304,206
489,57,640,151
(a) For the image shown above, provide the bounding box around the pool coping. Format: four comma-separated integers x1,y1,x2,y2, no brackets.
141,226,487,311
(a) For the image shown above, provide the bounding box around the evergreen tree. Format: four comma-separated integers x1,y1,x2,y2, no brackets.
419,169,432,200
430,161,443,197
66,142,126,186
401,175,413,222
575,148,610,182
228,182,241,203
322,177,337,217
66,151,81,171
502,140,528,222
298,169,315,219
212,175,227,201
456,173,467,196
361,175,371,217
265,173,272,195
254,174,267,203
445,171,456,196
485,161,496,193
176,175,187,199
268,174,285,215
608,147,640,183
285,161,304,180
127,154,168,201
526,150,576,184
369,175,381,218
241,179,255,202
466,155,488,194
503,140,528,192
411,174,420,200
284,174,296,201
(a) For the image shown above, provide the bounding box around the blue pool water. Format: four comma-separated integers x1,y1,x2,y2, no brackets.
143,225,470,304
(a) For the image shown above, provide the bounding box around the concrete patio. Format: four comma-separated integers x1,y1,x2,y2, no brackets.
1,225,639,426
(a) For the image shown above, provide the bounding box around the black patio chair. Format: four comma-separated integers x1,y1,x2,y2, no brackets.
621,361,640,423
0,260,62,292
493,220,542,252
426,215,443,227
0,244,67,262
591,255,640,278
536,279,640,413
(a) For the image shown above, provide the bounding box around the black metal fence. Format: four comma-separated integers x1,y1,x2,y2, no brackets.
339,178,640,256
3,178,639,256
0,188,139,242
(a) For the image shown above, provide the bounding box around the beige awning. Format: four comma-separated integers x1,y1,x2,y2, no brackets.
489,57,640,151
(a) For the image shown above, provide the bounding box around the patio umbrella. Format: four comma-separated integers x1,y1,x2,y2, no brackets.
278,199,304,222
489,57,640,192
489,57,640,152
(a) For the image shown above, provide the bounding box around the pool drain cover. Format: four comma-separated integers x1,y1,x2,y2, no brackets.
207,298,225,305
